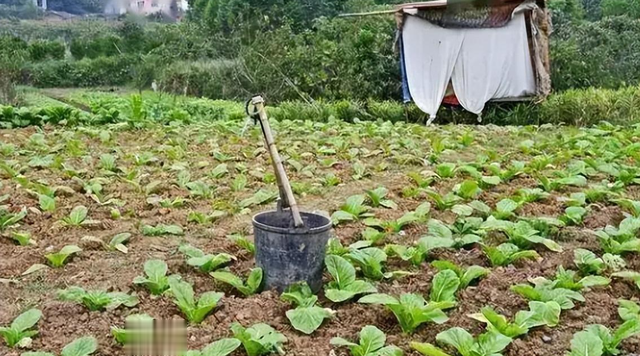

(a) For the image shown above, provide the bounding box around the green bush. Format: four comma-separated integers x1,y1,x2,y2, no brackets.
189,0,347,34
157,59,246,99
24,56,136,87
538,86,640,126
547,0,584,31
0,36,28,104
0,3,42,20
158,15,399,103
70,35,122,59
582,0,602,20
28,40,65,61
270,85,640,127
601,0,640,19
0,18,118,41
551,16,640,91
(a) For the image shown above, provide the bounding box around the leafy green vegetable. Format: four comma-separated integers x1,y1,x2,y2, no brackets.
486,161,525,183
239,189,278,208
0,207,27,232
186,180,214,199
111,314,154,345
330,325,402,356
511,279,585,310
468,301,561,338
603,253,626,272
39,194,56,212
454,180,482,200
179,244,236,273
431,260,489,289
429,270,461,304
408,172,435,189
423,219,482,249
565,329,603,356
595,217,640,255
364,213,419,234
618,299,640,321
361,227,387,246
179,338,242,356
0,309,42,348
211,268,262,296
538,266,611,292
491,199,519,220
227,234,255,254
45,245,82,267
612,198,640,218
412,328,512,356
187,211,226,225
133,259,173,295
358,293,453,334
168,276,223,324
537,175,587,192
514,188,550,204
611,271,640,290
81,233,132,254
22,336,98,356
230,323,287,356
482,218,562,252
426,190,462,211
574,248,605,275
561,206,588,226
484,243,539,267
365,187,397,209
210,163,228,179
566,321,640,356
58,287,138,311
331,195,373,225
7,231,35,246
141,224,184,236
58,206,99,227
345,247,394,280
324,255,377,303
436,163,458,179
281,283,334,335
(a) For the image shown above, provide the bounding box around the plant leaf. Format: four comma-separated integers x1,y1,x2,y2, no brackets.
60,336,98,356
11,309,42,332
567,330,603,356
436,327,473,356
201,338,241,356
430,270,460,303
286,306,333,335
359,325,386,354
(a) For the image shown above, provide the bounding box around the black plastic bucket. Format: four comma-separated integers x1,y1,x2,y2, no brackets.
253,210,332,293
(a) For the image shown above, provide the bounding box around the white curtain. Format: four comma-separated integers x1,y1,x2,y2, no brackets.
451,14,536,116
402,13,536,122
402,15,463,121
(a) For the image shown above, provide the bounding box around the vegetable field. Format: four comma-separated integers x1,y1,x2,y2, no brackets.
1,93,640,356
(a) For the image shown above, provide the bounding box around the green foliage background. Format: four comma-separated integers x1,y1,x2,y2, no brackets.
1,0,640,124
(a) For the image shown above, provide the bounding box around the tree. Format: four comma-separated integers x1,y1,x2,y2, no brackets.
0,36,28,105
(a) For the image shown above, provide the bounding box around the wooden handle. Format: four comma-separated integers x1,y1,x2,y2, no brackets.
252,96,305,228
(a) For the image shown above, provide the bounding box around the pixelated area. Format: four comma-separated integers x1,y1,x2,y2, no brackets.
124,319,186,356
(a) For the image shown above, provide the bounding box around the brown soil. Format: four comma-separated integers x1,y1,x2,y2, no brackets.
1,121,639,356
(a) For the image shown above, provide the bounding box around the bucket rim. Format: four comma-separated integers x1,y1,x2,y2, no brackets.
252,210,332,234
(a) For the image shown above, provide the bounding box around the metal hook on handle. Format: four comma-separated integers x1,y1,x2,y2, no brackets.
250,96,305,228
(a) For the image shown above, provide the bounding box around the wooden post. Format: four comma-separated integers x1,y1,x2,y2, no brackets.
252,96,305,228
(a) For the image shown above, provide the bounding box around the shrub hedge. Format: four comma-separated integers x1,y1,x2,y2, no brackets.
23,55,136,87
4,85,640,128
264,85,640,127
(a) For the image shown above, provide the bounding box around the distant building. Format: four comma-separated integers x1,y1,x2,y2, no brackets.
32,0,47,10
104,0,188,17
